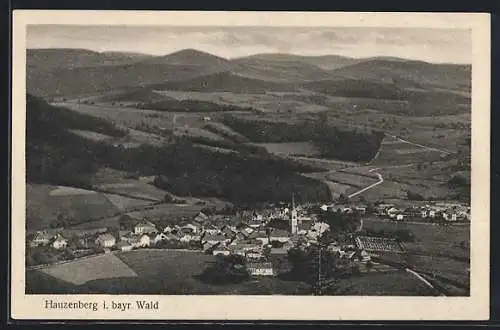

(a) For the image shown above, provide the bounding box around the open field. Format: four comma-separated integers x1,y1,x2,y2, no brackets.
35,253,138,286
336,270,437,296
251,142,321,157
125,204,206,223
54,102,176,130
67,129,114,142
371,138,444,166
362,219,469,290
26,250,310,294
325,171,379,190
65,215,121,230
156,90,330,114
104,194,156,211
95,181,168,201
27,184,121,232
26,250,434,295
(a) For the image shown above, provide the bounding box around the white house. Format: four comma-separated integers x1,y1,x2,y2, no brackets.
212,247,231,256
179,234,192,243
163,226,174,233
95,233,116,248
443,212,458,221
116,241,133,252
181,223,200,234
247,262,274,276
52,234,68,250
134,220,157,235
311,222,330,235
139,234,151,247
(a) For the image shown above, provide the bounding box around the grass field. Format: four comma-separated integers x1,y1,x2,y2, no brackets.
26,248,449,295
95,181,169,201
126,204,206,222
362,219,470,290
251,142,321,157
68,129,114,142
27,184,121,232
36,253,138,285
336,270,437,296
104,193,156,211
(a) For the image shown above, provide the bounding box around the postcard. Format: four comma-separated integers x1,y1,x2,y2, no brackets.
11,10,490,321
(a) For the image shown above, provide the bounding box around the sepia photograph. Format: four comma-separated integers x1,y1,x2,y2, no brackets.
11,11,490,320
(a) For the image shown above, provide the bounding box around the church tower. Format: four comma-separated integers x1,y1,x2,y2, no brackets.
290,192,298,235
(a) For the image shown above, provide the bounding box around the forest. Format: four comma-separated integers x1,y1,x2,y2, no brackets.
26,95,331,205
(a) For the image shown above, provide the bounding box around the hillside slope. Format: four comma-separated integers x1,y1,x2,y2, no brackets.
329,58,471,91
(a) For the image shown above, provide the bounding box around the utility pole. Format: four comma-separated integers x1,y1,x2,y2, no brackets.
317,245,322,295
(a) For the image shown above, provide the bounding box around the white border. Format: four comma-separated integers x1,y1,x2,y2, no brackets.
11,11,491,321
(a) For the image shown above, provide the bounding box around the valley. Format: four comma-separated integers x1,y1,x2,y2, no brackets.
25,47,471,296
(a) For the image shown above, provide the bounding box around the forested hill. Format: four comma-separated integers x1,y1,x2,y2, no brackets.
26,95,330,204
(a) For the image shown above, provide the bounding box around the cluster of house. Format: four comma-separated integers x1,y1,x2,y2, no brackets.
319,201,470,222
28,201,334,276
374,202,471,222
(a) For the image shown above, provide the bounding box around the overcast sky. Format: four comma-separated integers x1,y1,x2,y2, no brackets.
27,25,471,64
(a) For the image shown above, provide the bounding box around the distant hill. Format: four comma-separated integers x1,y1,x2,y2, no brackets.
150,71,297,93
27,48,235,98
27,62,214,98
142,48,234,72
232,58,332,82
27,48,152,69
329,58,471,92
27,48,472,105
235,53,359,70
96,89,175,103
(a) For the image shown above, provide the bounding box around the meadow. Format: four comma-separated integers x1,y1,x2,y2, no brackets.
250,142,321,157
36,253,138,286
26,184,121,232
362,219,470,290
26,249,436,295
95,181,168,201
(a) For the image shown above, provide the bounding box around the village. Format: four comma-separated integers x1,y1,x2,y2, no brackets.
27,196,471,279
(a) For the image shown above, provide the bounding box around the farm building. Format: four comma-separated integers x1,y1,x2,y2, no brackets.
116,241,133,252
269,229,291,243
354,236,404,254
134,220,157,235
212,246,231,256
139,234,151,247
246,250,264,259
247,262,274,276
95,233,116,248
30,231,53,247
181,223,201,234
442,211,458,221
202,234,229,245
193,212,209,224
154,232,168,244
52,234,68,250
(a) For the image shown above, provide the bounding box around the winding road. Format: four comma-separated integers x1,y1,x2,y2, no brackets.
347,168,384,199
385,133,453,155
